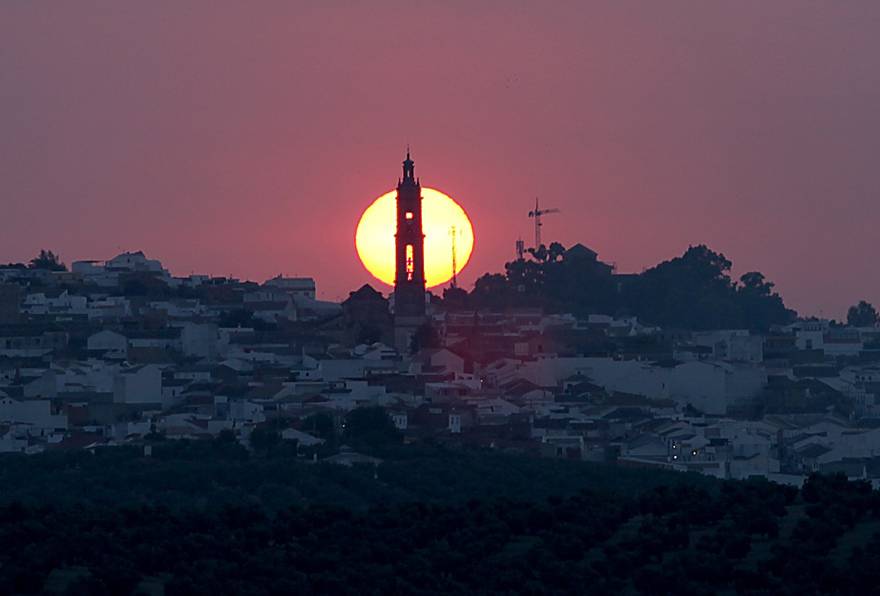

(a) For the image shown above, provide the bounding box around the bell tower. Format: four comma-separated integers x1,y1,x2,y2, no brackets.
393,149,426,351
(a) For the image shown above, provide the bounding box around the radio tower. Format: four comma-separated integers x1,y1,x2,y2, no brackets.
449,225,458,288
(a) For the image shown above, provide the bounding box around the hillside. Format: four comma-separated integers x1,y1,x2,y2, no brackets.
1,444,879,594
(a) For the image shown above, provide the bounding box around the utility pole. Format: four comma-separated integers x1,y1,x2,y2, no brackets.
449,225,458,288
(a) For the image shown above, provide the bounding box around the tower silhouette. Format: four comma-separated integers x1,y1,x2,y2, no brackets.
393,149,426,351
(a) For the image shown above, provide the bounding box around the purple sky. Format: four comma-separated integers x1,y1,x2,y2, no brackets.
2,2,879,317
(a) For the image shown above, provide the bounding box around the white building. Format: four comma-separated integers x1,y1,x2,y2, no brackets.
22,291,88,317
87,296,131,320
517,357,765,416
87,330,128,359
691,330,764,363
73,251,171,287
0,396,67,431
264,276,316,300
113,365,162,405
180,322,220,360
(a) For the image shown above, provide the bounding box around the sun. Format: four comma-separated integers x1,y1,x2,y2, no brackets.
355,187,474,288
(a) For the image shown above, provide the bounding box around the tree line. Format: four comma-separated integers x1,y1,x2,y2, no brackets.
452,243,878,331
0,467,878,594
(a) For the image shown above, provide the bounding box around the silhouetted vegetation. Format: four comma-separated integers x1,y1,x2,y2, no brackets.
342,406,402,449
847,300,878,327
0,441,710,510
249,427,283,455
216,308,275,331
302,412,337,443
468,244,796,330
0,443,877,595
28,249,66,271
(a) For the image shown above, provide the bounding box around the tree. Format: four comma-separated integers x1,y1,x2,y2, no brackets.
442,286,469,310
623,246,795,330
470,273,510,308
119,272,170,298
216,429,237,444
250,427,281,455
527,244,549,263
739,272,773,296
217,308,273,331
28,249,66,271
505,258,544,297
342,406,401,449
624,245,737,329
302,412,336,442
465,242,795,329
847,301,878,327
356,324,382,345
547,242,566,263
738,272,795,331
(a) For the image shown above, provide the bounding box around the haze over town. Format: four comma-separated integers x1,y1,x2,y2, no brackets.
5,3,880,593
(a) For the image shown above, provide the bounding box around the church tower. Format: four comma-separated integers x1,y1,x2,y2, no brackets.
393,149,426,351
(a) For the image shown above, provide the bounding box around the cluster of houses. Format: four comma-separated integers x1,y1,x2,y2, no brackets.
2,251,880,486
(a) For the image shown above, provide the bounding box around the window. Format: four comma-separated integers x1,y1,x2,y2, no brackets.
405,211,414,220
405,244,414,281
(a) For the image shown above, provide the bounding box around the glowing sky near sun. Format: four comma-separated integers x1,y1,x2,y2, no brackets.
355,187,474,288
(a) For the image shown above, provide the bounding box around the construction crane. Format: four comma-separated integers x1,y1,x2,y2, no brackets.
527,198,560,248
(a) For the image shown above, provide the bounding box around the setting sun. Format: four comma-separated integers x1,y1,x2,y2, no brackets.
355,187,474,288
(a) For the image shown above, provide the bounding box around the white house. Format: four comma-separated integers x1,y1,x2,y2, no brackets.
691,330,764,363
87,330,128,359
793,319,830,351
668,362,767,416
87,296,131,320
413,348,465,376
22,291,88,317
515,357,765,416
229,400,265,423
180,322,220,360
74,252,171,287
0,396,67,431
264,276,316,299
281,428,324,446
113,365,162,404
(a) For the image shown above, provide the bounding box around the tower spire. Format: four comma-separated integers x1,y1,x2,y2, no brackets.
402,146,415,181
393,151,426,351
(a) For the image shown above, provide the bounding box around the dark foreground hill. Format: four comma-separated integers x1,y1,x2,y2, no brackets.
2,443,879,594
0,441,710,510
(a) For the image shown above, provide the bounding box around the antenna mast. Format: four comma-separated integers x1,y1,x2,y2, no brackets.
449,225,458,288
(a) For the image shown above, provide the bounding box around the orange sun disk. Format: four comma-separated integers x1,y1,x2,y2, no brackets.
355,187,474,288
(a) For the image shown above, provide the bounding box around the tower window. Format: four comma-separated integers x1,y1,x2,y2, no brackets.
405,211,414,220
405,244,414,281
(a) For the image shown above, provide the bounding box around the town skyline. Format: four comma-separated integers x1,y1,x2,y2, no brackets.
0,238,867,323
3,3,880,318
